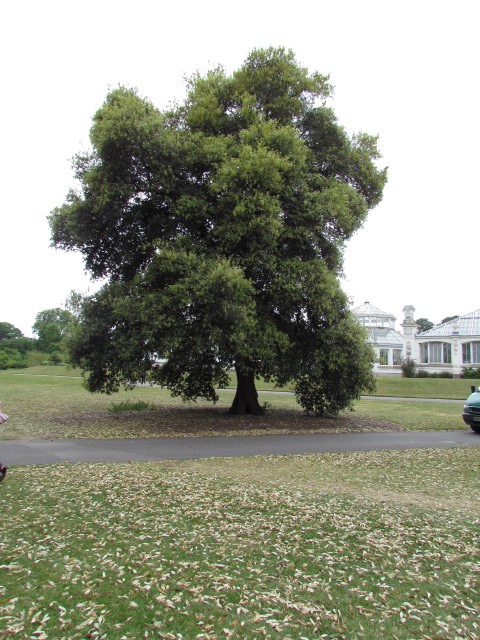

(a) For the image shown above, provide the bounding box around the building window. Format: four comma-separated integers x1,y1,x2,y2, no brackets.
420,343,428,363
393,349,402,365
420,342,451,364
379,349,389,365
473,343,480,363
443,343,452,364
463,342,480,364
430,343,442,363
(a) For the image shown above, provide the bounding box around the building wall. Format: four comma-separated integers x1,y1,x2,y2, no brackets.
353,303,480,377
371,346,403,375
403,308,480,377
410,336,480,377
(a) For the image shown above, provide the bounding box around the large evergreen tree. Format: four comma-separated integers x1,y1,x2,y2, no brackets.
50,48,386,416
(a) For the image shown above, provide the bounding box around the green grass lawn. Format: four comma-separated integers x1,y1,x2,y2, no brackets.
0,369,470,439
0,367,475,439
1,368,479,638
228,371,478,400
4,365,479,399
1,449,479,639
352,398,466,431
370,375,480,399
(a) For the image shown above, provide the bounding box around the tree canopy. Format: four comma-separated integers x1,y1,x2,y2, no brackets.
441,315,458,325
0,322,23,340
32,308,74,355
416,318,434,333
0,322,36,369
49,47,387,415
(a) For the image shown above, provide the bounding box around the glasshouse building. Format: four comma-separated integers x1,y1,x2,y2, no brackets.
351,302,404,375
351,302,480,376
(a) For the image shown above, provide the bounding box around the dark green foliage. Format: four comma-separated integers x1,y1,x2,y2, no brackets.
32,308,74,356
416,318,434,333
403,358,454,380
50,48,386,416
441,315,458,324
26,350,51,367
108,400,157,413
0,348,27,369
0,336,36,355
0,322,23,340
294,316,376,416
416,369,453,379
403,360,454,379
48,351,65,365
415,369,432,378
462,367,480,379
401,357,416,378
0,323,36,370
415,369,430,378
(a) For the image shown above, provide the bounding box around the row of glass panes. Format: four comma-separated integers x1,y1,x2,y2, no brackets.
379,349,402,365
419,342,452,364
418,341,480,364
462,342,480,364
360,317,393,327
378,342,480,366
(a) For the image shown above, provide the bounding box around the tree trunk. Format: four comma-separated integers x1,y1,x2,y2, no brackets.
229,366,265,415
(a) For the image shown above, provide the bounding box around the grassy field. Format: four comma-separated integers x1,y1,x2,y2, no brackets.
1,449,479,639
3,365,479,398
231,371,479,400
1,369,479,638
370,376,480,400
0,368,471,439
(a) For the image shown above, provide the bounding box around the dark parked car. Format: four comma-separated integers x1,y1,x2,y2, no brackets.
462,385,480,433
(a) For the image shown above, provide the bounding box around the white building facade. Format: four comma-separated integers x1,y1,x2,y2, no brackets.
352,302,480,377
352,302,404,375
413,309,480,377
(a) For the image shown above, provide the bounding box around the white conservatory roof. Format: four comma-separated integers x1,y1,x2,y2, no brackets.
418,309,480,337
352,301,396,320
367,327,403,347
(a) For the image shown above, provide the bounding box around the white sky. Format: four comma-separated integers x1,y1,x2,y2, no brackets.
1,0,478,337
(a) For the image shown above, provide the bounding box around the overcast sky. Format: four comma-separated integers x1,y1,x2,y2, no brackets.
1,0,477,337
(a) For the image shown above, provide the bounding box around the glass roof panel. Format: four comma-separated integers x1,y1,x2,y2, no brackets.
418,310,480,337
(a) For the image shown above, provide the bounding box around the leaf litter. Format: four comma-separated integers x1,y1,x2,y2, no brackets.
0,448,479,639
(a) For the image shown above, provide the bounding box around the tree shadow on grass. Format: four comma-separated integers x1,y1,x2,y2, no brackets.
46,406,403,440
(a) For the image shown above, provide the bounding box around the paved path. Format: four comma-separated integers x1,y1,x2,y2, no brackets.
2,430,479,466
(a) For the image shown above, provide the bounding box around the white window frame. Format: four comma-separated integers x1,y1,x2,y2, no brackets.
420,342,451,364
393,349,402,365
463,341,480,364
420,342,429,363
379,349,389,365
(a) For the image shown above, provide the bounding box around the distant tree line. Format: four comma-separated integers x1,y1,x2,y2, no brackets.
0,308,74,369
